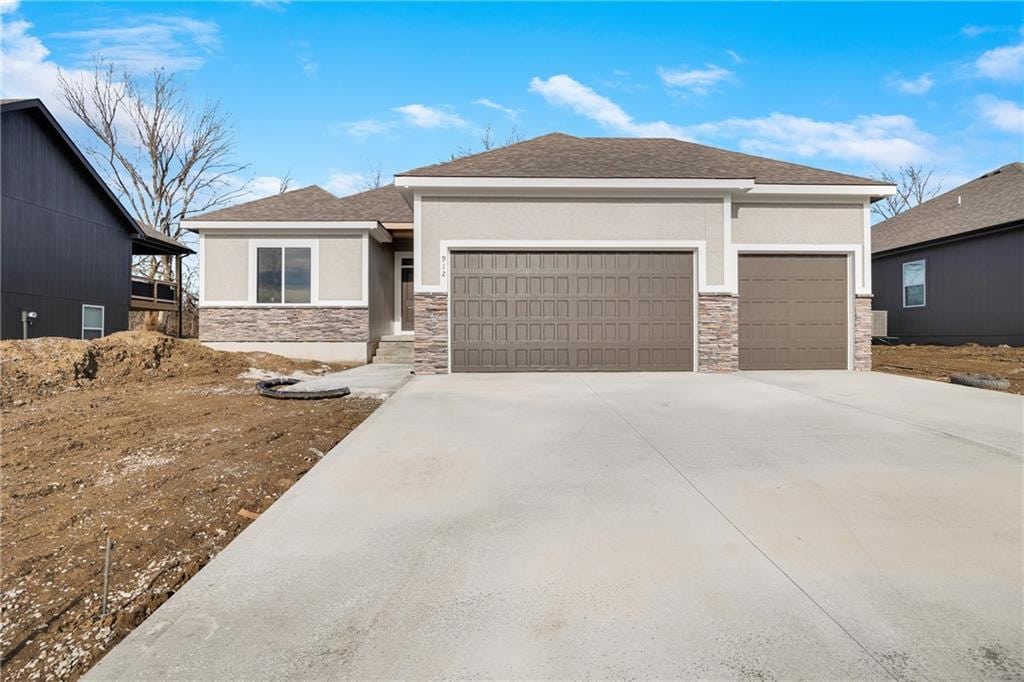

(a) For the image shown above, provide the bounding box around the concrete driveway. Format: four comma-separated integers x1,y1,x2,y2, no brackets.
90,371,1023,680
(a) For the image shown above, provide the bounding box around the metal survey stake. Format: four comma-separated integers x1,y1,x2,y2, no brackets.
101,535,112,616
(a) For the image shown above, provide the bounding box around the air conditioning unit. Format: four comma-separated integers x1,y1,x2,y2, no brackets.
871,310,888,337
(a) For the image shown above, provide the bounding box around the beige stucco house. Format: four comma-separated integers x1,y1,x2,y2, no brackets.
184,133,895,373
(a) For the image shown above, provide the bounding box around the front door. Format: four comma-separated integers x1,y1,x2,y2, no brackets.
401,266,415,331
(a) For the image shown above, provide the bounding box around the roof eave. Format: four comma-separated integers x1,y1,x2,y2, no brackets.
180,219,392,243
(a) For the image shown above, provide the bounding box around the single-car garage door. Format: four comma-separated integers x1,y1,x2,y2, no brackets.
738,254,849,370
451,251,693,372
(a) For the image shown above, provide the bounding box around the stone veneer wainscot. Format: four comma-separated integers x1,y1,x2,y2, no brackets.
199,307,369,343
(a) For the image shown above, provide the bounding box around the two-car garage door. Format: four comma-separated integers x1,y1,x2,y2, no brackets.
450,251,693,372
448,250,849,372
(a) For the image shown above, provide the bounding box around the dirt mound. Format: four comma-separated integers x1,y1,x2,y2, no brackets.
0,332,337,406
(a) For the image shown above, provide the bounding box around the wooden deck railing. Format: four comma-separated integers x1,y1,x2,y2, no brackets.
130,276,178,310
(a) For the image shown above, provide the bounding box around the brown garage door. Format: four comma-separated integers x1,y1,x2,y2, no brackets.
450,251,693,372
738,254,849,370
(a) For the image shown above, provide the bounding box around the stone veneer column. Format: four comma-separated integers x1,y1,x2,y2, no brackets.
697,294,739,372
854,295,873,371
414,293,449,374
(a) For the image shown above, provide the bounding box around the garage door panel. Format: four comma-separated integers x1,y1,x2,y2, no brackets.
738,254,848,370
451,250,693,372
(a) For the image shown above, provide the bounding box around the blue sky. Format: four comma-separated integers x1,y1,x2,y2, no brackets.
2,1,1022,203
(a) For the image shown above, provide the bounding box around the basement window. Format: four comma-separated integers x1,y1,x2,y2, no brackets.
257,246,311,304
902,259,926,308
82,305,105,340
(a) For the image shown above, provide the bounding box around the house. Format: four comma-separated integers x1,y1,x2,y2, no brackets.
184,133,895,372
0,99,193,340
872,163,1024,346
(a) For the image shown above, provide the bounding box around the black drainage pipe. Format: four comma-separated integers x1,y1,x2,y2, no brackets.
257,378,352,400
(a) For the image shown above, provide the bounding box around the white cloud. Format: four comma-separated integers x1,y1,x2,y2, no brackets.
529,74,687,138
975,42,1024,80
393,103,466,128
886,72,934,95
339,118,393,139
473,98,521,120
251,0,290,10
324,172,367,197
1,0,20,14
0,12,85,104
725,49,744,64
688,113,935,166
976,94,1024,133
51,16,221,71
961,24,995,38
657,64,733,95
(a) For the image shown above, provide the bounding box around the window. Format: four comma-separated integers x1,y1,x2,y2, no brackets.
82,305,104,340
902,259,926,308
256,246,311,304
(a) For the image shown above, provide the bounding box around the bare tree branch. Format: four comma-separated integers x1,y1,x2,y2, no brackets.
448,123,523,161
363,161,384,190
872,164,943,221
278,170,293,194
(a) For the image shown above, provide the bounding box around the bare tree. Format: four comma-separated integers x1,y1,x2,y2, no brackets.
278,170,293,194
872,164,943,220
57,60,250,291
363,161,385,190
479,123,495,151
448,123,523,160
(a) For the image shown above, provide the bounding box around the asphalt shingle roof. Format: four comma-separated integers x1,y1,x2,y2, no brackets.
872,162,1024,254
398,132,886,185
191,184,412,223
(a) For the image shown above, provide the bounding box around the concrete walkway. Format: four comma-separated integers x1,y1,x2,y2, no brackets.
89,371,1023,680
277,362,412,399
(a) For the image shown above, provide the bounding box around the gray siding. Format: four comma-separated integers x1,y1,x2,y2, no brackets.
872,226,1023,346
1,107,133,340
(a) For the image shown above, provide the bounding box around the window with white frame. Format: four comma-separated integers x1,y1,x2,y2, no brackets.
82,305,104,339
902,259,926,308
256,246,311,304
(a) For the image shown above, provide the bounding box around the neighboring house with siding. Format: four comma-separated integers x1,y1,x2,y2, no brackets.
872,163,1024,346
185,132,895,372
0,99,192,341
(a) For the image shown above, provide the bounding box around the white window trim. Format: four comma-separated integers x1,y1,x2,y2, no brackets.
902,259,926,309
248,239,319,306
393,251,414,335
82,304,104,339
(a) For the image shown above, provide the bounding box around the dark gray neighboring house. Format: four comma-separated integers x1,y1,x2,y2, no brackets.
872,162,1024,346
0,98,192,340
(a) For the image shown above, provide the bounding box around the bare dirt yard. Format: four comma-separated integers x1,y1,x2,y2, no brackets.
0,332,381,680
873,343,1024,395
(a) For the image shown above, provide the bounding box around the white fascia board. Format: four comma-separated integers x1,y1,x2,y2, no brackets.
181,220,392,243
745,184,897,198
394,176,756,191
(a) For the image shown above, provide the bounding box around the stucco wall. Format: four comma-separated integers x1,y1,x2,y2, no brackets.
419,196,726,288
201,232,366,304
203,234,249,301
367,236,395,341
732,203,864,244
319,235,365,302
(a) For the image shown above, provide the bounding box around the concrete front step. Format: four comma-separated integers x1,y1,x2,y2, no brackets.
373,335,415,364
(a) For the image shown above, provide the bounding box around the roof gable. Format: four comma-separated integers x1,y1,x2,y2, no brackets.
872,163,1024,253
190,184,413,223
1,98,145,239
398,132,885,186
